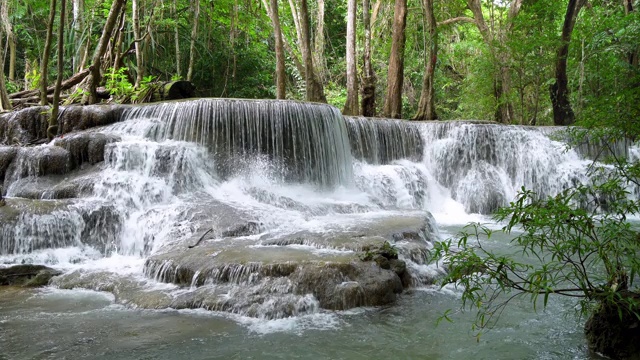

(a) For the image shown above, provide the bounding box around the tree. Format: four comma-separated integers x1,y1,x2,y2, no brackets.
264,0,286,99
84,0,126,105
49,0,66,139
186,0,200,82
465,0,523,124
0,19,11,111
299,0,326,103
550,0,587,126
382,0,407,119
40,0,57,105
343,0,358,115
413,0,438,120
361,0,376,117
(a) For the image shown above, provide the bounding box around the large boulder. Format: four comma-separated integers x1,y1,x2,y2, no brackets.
0,264,61,287
54,132,121,169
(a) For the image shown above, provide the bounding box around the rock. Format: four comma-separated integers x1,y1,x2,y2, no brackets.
57,105,127,135
0,198,122,255
0,105,126,145
585,294,640,360
0,146,17,182
0,264,61,287
55,132,121,169
291,261,403,310
3,146,71,186
0,107,50,144
4,170,97,199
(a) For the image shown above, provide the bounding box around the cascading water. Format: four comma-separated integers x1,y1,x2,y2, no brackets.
0,99,627,320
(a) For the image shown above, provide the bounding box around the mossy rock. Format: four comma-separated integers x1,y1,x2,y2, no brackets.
0,264,61,287
585,292,640,360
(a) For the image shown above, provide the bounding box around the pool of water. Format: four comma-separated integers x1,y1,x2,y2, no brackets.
0,224,601,360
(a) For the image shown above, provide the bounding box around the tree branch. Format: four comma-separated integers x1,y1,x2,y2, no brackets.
437,16,475,27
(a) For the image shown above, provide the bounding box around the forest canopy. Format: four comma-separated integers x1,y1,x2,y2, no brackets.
0,0,638,126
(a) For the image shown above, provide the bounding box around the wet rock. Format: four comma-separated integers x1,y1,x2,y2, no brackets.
0,264,61,287
3,146,71,185
0,146,17,181
5,171,96,199
0,198,121,255
0,107,50,144
585,294,640,360
55,132,121,169
0,105,126,145
57,105,127,134
291,261,403,310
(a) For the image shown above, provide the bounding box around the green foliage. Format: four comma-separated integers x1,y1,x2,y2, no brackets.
4,79,19,94
433,149,640,335
104,67,134,99
360,241,398,262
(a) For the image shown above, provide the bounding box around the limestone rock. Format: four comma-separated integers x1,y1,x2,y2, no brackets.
0,264,61,287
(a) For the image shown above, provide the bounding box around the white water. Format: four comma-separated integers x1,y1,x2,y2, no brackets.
1,99,633,323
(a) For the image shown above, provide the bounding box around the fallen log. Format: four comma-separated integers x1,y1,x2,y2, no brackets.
9,68,92,99
149,81,196,102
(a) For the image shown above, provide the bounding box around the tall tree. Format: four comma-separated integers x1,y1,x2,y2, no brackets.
71,0,85,72
132,0,143,87
413,0,438,120
466,0,523,123
50,0,66,139
1,0,15,82
300,0,326,102
361,0,376,116
171,0,181,78
187,0,200,82
623,0,637,67
84,0,126,104
266,0,286,99
382,0,407,118
41,0,57,105
550,0,587,126
343,0,359,115
0,21,11,111
314,0,326,82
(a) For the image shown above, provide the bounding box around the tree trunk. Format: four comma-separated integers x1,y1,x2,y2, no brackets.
133,0,143,87
50,0,66,140
313,0,326,82
0,0,14,82
72,0,84,72
343,0,359,115
466,0,521,124
267,0,286,99
187,0,199,82
84,0,125,105
0,25,11,111
171,1,181,78
550,0,586,126
41,0,58,105
8,33,15,82
111,6,127,70
382,0,407,119
361,0,376,117
413,0,438,120
300,0,326,103
624,0,637,67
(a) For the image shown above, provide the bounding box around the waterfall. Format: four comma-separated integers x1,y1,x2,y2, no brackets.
1,99,632,319
345,116,423,164
120,99,353,188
